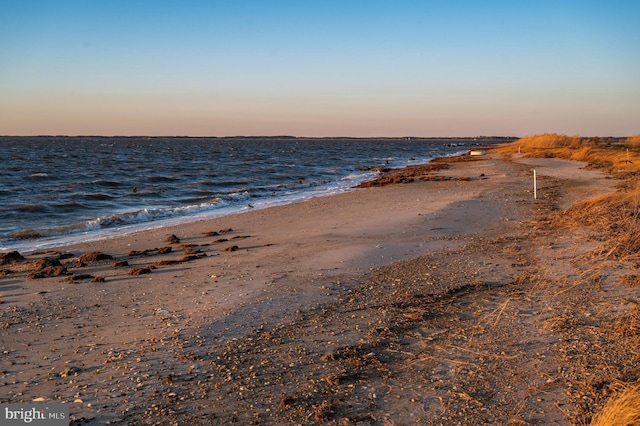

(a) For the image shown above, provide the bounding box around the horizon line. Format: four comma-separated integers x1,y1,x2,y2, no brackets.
0,134,555,140
0,133,633,139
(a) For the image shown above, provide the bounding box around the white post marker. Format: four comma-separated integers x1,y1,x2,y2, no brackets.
533,169,537,199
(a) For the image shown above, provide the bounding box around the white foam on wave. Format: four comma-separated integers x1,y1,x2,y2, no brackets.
0,169,381,253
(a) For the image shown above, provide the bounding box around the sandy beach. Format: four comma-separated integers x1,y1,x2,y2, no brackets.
2,151,637,425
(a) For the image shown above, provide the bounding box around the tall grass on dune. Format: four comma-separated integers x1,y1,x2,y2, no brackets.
496,133,640,173
517,133,583,149
495,133,592,162
557,189,640,260
495,133,584,153
590,383,640,425
626,135,640,148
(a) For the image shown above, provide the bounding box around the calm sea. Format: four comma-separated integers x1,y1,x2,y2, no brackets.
0,136,508,252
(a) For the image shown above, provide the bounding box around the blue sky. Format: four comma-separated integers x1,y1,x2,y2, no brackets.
1,0,639,137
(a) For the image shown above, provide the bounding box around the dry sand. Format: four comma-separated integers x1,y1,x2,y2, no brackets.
2,152,637,425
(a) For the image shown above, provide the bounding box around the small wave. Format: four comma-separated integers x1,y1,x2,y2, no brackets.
342,171,375,182
53,201,86,211
89,210,150,228
7,229,44,240
71,193,114,200
1,221,98,244
93,179,123,187
124,191,162,198
26,172,49,179
86,200,226,229
227,190,251,200
179,195,222,204
15,204,50,213
146,175,177,182
192,180,217,187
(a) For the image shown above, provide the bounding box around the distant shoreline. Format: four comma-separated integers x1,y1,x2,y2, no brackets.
0,135,520,141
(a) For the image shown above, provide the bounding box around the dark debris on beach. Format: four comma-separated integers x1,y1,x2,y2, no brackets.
356,155,482,188
0,228,247,284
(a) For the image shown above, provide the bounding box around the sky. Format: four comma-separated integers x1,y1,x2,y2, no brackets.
1,1,639,137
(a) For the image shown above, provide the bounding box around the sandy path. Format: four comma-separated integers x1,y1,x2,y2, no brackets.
512,156,616,208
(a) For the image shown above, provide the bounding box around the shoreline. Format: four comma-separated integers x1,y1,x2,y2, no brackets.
17,152,505,278
1,151,628,424
0,176,374,255
0,155,459,255
1,150,478,257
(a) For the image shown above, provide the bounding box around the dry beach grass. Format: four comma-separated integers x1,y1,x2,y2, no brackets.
1,136,640,424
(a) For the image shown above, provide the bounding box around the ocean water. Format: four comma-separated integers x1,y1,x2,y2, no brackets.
0,136,507,252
